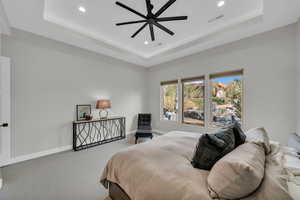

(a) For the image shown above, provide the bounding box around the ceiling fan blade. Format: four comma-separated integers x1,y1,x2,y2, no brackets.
131,23,148,38
116,1,148,19
152,21,174,36
116,20,147,26
156,16,188,22
155,0,176,17
149,23,155,41
145,0,152,15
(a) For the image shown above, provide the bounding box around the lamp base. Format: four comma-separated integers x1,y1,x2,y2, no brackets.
99,109,108,119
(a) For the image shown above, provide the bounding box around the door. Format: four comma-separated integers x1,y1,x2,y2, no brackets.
0,56,11,165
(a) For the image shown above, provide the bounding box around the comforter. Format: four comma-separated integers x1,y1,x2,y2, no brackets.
100,131,293,200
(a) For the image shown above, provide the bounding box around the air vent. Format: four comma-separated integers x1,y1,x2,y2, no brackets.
208,14,224,23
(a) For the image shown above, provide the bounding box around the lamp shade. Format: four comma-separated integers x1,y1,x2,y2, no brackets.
96,100,111,109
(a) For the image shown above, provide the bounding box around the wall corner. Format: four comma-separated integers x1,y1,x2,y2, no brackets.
296,18,300,134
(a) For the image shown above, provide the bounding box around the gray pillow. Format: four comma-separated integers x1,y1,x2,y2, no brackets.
208,142,266,199
288,133,300,153
227,122,246,147
191,129,235,170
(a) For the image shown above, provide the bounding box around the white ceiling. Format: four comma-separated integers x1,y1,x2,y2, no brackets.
1,0,300,67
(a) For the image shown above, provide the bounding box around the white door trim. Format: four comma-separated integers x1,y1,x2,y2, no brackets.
0,0,11,35
0,56,11,164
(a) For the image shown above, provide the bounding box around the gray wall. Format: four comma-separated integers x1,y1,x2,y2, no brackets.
0,34,2,55
2,29,148,157
1,23,299,158
148,24,297,144
298,19,300,134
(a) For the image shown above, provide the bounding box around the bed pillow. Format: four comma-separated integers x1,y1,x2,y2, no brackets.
228,122,246,147
191,129,235,170
288,133,300,153
207,142,265,199
246,127,271,154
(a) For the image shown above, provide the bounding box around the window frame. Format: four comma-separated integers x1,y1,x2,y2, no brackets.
181,76,206,127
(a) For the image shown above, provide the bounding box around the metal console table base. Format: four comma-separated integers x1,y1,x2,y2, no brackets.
73,117,126,151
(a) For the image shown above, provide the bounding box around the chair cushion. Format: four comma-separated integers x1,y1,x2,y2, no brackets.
208,142,265,199
191,129,235,170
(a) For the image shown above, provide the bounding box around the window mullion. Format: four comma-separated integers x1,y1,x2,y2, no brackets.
178,79,182,124
204,74,210,129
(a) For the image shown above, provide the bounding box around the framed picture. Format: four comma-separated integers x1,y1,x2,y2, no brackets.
76,104,91,121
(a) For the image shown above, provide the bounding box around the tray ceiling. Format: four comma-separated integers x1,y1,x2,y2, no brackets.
2,0,300,67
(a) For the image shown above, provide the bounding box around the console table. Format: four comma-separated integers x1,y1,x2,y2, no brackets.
73,117,126,151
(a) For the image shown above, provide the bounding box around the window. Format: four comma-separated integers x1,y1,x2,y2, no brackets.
210,70,243,128
161,80,178,121
159,70,243,128
182,77,205,126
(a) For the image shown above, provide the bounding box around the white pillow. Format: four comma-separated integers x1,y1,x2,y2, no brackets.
246,127,271,154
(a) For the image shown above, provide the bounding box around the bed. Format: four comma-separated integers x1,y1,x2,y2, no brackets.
100,131,296,200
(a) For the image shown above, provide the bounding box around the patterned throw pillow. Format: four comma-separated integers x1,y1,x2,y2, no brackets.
191,129,235,170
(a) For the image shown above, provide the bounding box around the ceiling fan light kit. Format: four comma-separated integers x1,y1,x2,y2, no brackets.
115,0,188,41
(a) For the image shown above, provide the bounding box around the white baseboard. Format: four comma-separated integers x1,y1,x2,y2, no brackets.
127,129,166,137
153,129,166,135
0,169,2,190
0,130,136,167
0,145,73,167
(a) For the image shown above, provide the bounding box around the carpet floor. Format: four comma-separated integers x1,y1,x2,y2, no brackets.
0,139,132,200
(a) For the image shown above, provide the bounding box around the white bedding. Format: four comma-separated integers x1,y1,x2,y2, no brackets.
283,146,300,199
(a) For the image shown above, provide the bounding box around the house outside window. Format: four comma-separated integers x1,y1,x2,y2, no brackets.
210,70,243,128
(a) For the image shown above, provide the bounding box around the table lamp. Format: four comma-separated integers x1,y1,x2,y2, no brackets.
96,100,111,119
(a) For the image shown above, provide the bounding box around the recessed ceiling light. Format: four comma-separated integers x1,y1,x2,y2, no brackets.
217,0,225,7
78,6,86,13
144,41,149,45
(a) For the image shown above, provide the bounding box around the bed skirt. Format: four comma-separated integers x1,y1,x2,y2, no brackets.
109,182,131,200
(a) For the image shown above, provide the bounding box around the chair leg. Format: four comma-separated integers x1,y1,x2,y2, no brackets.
135,136,138,144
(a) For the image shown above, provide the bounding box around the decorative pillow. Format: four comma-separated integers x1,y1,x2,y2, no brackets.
288,133,300,153
191,129,235,170
207,142,265,200
228,122,246,147
214,130,236,153
246,127,271,154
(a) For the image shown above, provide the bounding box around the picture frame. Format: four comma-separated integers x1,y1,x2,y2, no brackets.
76,104,91,121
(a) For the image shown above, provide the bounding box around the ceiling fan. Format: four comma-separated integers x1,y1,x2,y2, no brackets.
115,0,188,41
